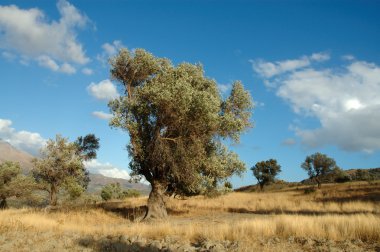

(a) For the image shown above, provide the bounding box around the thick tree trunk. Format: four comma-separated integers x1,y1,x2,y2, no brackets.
143,181,168,221
315,178,322,189
0,197,7,209
259,183,264,191
50,184,58,206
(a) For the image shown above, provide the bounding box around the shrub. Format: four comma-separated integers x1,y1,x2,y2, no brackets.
101,183,140,201
304,187,317,194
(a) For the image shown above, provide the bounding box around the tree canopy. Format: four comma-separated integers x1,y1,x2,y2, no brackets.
32,134,98,206
0,161,35,209
251,159,281,190
75,134,100,161
108,48,253,219
301,152,338,188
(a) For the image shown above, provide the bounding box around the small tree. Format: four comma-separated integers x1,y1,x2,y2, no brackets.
251,159,281,190
301,152,338,188
32,135,98,206
0,161,35,209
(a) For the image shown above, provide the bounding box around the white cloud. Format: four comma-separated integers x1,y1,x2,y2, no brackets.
82,67,93,75
97,40,124,65
37,55,59,71
310,52,330,62
342,55,355,61
102,40,122,56
60,62,76,74
251,52,330,78
1,51,15,61
253,101,265,108
254,54,380,153
0,0,89,73
92,111,113,120
217,83,232,94
0,118,46,155
87,79,120,101
37,55,76,74
84,159,130,180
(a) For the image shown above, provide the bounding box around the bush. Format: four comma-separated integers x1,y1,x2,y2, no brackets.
304,187,317,194
335,174,351,183
101,183,140,201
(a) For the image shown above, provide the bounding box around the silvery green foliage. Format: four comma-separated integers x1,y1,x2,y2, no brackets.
0,161,35,208
32,135,88,205
251,159,281,190
301,152,338,188
108,49,253,194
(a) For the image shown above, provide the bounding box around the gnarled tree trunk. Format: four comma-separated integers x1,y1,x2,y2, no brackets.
50,184,58,206
143,181,168,221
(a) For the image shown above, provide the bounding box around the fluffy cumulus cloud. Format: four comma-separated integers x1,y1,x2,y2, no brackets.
0,119,46,155
251,54,380,153
87,79,120,101
92,111,113,120
84,159,130,180
0,0,89,73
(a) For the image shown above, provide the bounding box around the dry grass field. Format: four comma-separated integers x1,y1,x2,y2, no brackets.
1,181,379,251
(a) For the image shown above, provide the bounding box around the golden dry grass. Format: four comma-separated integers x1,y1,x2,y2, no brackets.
1,207,379,243
0,181,379,251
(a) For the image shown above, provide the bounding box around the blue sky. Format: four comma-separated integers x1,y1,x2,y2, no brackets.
1,0,379,187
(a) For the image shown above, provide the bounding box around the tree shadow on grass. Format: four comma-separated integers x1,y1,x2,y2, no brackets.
227,208,377,216
317,191,380,203
99,202,147,221
98,202,189,221
78,236,162,252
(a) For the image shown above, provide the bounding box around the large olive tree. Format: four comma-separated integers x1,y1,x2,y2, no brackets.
109,49,253,220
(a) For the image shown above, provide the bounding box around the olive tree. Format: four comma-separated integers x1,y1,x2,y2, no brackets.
301,152,338,188
109,48,253,220
251,159,281,190
0,161,35,209
32,134,99,206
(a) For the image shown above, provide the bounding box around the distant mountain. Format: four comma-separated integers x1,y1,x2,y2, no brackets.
0,140,34,172
0,140,150,194
88,173,150,194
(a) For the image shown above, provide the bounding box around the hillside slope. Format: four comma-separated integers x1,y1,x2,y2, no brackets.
0,140,34,171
